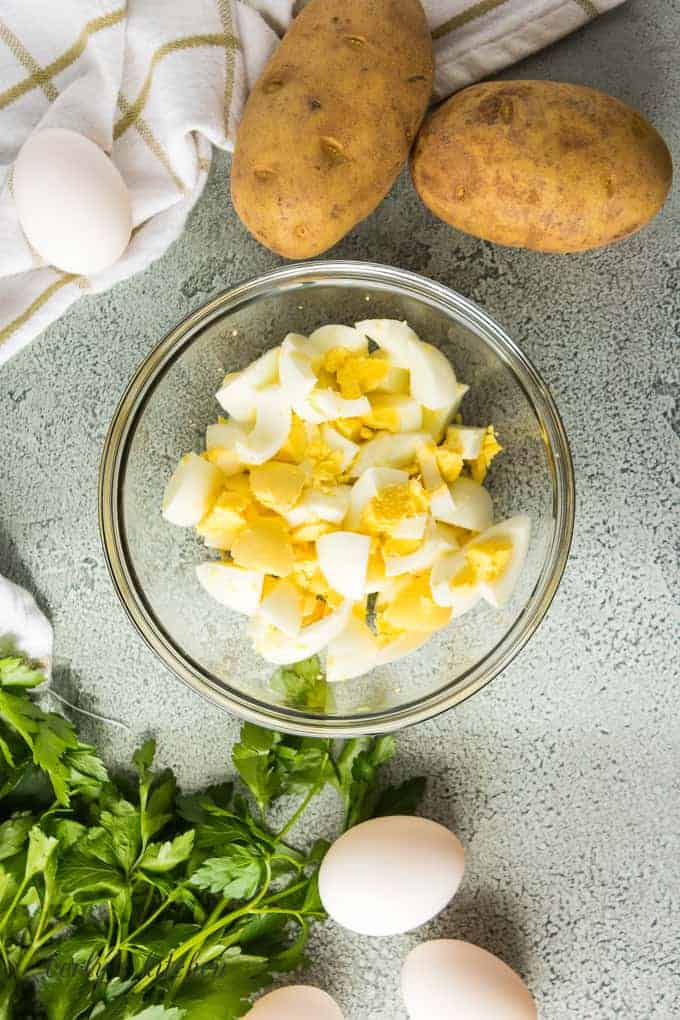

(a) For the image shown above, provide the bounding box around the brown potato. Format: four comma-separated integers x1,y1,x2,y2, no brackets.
410,81,673,253
231,0,433,258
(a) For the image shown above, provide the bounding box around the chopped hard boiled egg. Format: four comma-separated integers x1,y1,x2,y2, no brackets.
195,562,264,615
316,531,371,601
162,453,223,527
164,319,530,683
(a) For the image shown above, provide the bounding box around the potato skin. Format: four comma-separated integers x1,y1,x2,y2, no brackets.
410,81,673,253
231,0,433,258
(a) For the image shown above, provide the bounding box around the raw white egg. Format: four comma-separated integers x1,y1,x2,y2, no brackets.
259,579,302,636
346,467,409,529
249,602,351,664
316,532,371,600
216,347,280,423
448,477,493,531
245,985,344,1020
162,453,223,527
195,562,264,615
350,432,430,477
318,815,465,936
279,333,317,399
401,940,537,1020
13,128,131,275
236,387,292,465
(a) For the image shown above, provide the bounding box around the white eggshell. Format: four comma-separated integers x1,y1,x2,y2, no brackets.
162,453,223,527
401,940,537,1020
245,985,344,1020
318,816,465,936
316,532,371,600
13,128,131,275
195,562,264,615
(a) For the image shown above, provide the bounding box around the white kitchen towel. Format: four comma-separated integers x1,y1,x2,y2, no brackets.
0,573,53,670
0,0,625,366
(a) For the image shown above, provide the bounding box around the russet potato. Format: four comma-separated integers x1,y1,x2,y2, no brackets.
410,81,673,253
231,0,433,258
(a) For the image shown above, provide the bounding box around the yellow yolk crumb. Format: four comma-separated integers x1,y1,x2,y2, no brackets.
360,480,429,537
363,394,405,432
464,536,513,581
303,427,346,489
435,445,464,483
333,417,374,442
291,521,335,543
381,536,423,557
231,519,294,577
249,462,306,514
276,414,308,464
323,346,388,398
196,489,249,550
379,575,451,633
470,426,502,483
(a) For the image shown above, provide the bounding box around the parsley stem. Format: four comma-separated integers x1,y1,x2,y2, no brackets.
124,888,180,946
276,752,329,840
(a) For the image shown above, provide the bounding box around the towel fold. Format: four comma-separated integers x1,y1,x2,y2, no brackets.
0,0,625,366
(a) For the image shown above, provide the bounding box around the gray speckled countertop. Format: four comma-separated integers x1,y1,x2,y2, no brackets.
1,2,679,1017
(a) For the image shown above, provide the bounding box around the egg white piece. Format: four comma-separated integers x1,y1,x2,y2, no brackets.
473,515,532,607
430,551,483,614
320,424,359,471
195,562,264,615
309,323,368,355
162,453,224,527
13,128,131,275
384,524,452,577
369,393,423,431
446,425,486,460
355,319,416,367
408,339,459,410
279,333,317,399
422,383,469,442
391,513,428,540
371,350,410,394
309,389,371,421
283,486,351,527
346,467,409,529
326,613,382,683
249,603,351,664
319,816,465,937
350,432,430,478
205,422,246,476
417,446,459,525
216,347,280,423
259,579,302,636
236,387,292,465
401,940,537,1020
316,532,371,600
447,477,494,532
245,986,344,1020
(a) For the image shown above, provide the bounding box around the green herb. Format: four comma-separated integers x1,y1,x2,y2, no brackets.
0,655,426,1018
268,657,331,712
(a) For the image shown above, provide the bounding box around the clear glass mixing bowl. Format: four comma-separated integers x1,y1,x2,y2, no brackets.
99,262,574,736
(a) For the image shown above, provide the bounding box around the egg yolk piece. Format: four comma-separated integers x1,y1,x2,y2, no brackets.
322,346,388,398
249,462,306,514
470,426,502,483
275,413,308,464
360,480,429,536
230,519,294,577
378,575,452,633
464,536,513,582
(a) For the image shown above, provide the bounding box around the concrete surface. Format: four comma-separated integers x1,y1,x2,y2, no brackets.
1,1,679,1017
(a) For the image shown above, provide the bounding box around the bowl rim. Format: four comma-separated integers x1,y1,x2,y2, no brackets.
99,260,575,736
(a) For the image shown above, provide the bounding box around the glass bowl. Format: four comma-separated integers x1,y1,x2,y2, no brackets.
99,261,574,736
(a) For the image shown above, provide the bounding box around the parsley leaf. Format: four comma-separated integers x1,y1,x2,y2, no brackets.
140,830,195,873
0,656,46,688
189,846,264,899
269,656,330,711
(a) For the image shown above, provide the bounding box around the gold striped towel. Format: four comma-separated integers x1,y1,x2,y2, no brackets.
0,0,624,365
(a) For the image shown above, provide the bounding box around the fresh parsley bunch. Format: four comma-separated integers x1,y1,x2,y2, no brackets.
0,655,425,1019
